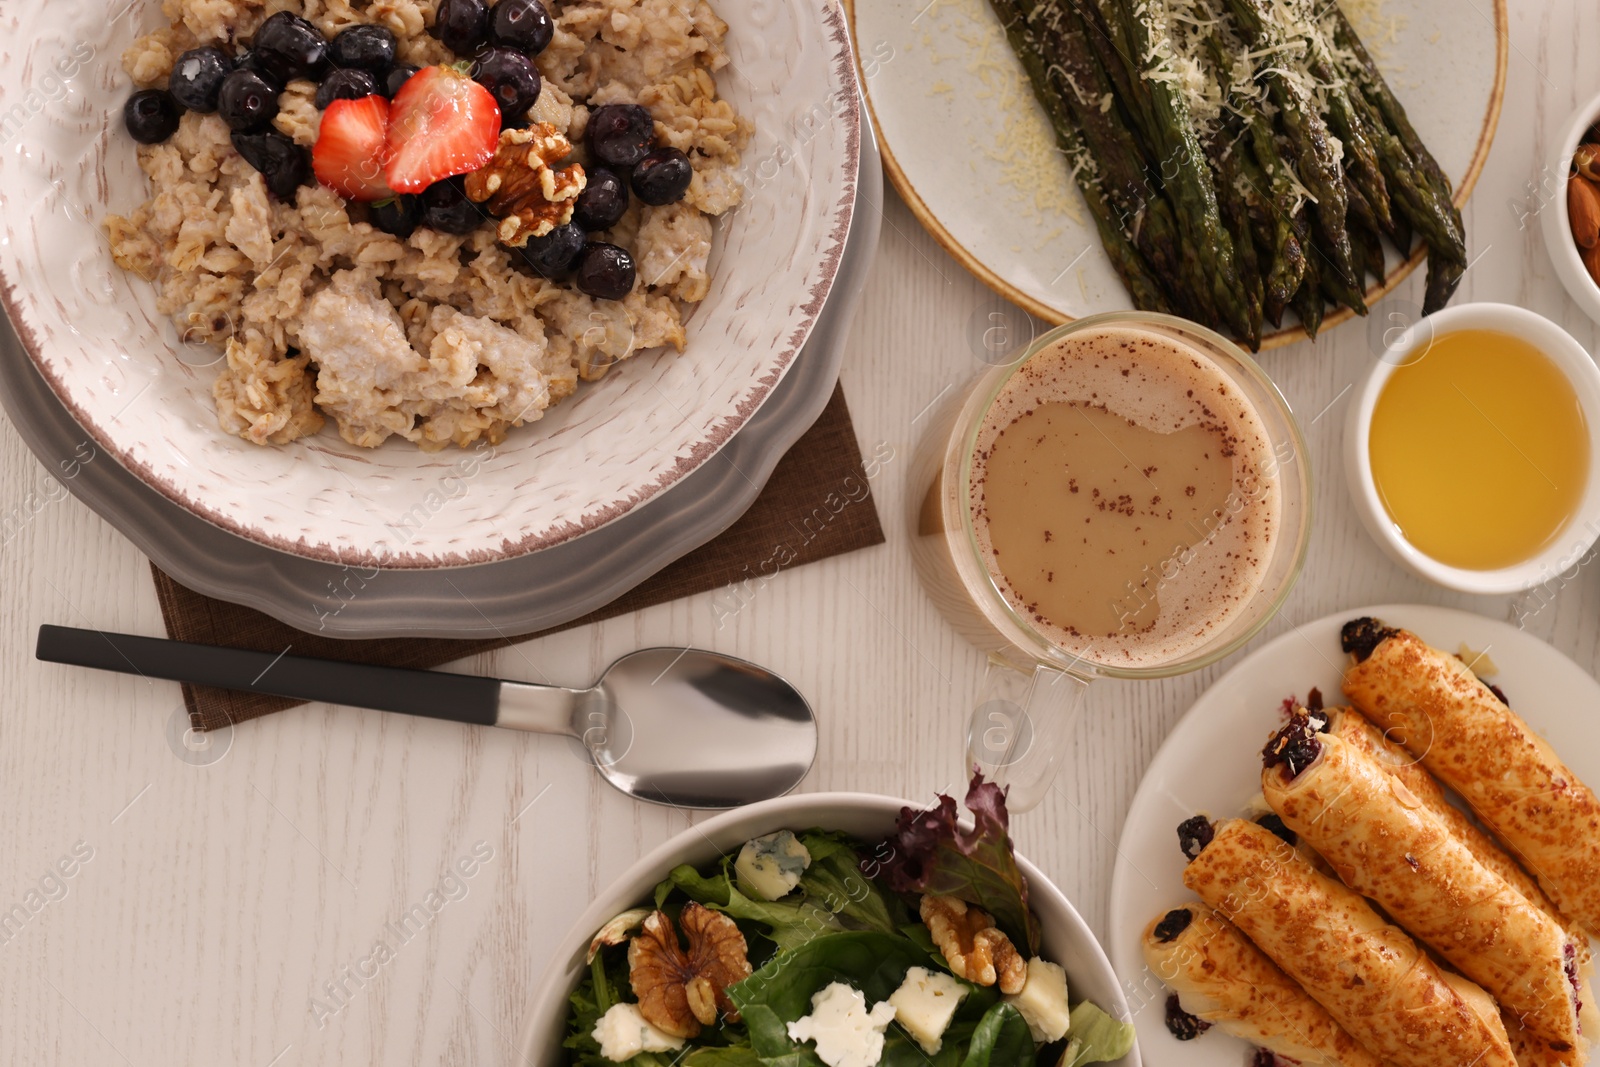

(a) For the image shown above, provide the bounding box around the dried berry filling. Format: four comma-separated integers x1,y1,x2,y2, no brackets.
1164,993,1210,1040
1177,816,1214,861
1341,617,1397,660
1255,813,1297,846
1263,711,1323,779
1152,908,1193,943
1567,942,1584,1034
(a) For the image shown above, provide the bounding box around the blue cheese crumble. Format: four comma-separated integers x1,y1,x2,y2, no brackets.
591,1002,685,1061
734,830,811,901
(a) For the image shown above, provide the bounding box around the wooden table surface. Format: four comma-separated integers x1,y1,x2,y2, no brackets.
5,4,1600,1063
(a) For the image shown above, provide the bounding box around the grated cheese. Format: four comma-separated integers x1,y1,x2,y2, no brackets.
924,0,1085,225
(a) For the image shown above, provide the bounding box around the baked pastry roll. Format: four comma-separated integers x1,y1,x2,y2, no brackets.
1141,901,1385,1067
1261,712,1585,1058
1326,705,1563,922
1180,816,1517,1067
1508,1008,1586,1067
1341,619,1600,938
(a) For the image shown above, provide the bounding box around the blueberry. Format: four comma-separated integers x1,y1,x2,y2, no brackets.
218,69,280,131
575,242,636,300
370,194,423,239
233,49,286,91
434,0,490,56
420,178,483,235
471,47,541,127
384,63,420,98
517,222,586,278
631,146,692,206
231,130,311,201
123,90,183,144
491,0,554,55
168,47,232,113
252,11,329,82
314,68,380,110
573,167,628,231
586,104,655,168
328,25,396,73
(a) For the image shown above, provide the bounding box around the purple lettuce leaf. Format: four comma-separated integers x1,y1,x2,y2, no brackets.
870,772,1040,955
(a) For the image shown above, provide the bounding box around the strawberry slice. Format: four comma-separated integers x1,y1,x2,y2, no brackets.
384,65,501,194
313,95,393,202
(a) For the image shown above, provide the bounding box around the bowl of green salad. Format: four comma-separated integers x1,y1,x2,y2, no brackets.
521,776,1140,1066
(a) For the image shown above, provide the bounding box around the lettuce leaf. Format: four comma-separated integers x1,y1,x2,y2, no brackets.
871,773,1040,954
662,861,847,952
1060,1002,1136,1066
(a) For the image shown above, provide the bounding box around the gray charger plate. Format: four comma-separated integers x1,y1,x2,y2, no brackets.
0,118,881,640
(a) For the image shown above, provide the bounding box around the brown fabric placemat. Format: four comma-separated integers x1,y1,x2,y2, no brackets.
153,384,884,731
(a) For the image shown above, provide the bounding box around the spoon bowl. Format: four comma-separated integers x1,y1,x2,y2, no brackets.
499,648,818,808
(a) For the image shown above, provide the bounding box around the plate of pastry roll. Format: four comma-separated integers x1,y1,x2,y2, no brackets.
1108,604,1600,1067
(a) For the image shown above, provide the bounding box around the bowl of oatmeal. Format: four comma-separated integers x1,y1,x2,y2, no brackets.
0,0,860,567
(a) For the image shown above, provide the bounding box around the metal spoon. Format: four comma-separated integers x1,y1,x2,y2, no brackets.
36,625,817,809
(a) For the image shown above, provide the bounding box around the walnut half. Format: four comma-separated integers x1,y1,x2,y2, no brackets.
627,904,753,1038
920,895,1027,994
463,123,586,247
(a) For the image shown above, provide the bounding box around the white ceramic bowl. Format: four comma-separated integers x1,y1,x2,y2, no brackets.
0,0,860,568
1345,302,1600,593
1542,87,1600,324
516,792,1141,1066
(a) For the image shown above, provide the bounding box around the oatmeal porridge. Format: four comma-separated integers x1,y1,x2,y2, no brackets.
106,0,749,450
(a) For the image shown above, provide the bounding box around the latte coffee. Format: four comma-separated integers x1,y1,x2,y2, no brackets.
967,326,1282,669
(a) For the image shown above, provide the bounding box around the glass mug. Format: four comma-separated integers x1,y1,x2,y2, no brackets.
910,311,1311,810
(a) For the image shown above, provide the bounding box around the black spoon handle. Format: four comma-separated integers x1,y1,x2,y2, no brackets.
36,625,501,726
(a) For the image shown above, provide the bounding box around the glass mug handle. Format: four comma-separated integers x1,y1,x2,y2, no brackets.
966,658,1090,812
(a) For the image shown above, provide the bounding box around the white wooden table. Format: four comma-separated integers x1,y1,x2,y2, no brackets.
4,4,1599,1062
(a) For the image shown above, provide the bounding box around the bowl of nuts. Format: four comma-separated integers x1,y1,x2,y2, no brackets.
517,785,1139,1066
1544,88,1600,323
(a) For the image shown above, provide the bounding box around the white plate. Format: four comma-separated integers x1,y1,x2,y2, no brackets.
851,0,1506,348
518,792,1141,1066
0,114,882,639
0,0,860,568
1107,603,1600,1066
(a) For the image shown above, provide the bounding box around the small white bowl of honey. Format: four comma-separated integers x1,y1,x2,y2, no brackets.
1346,302,1600,594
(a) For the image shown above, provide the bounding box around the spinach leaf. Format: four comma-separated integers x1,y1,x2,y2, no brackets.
727,931,933,1056
795,832,910,935
682,1048,782,1067
958,1002,1036,1067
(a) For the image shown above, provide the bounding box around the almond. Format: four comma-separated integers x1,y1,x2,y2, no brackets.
1582,238,1600,288
1577,143,1600,182
1569,175,1600,249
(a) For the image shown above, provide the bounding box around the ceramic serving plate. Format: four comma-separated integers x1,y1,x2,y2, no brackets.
0,0,860,568
850,0,1506,348
0,116,882,638
518,792,1141,1066
1106,604,1600,1067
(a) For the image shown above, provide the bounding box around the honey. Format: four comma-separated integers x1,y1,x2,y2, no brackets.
1368,329,1589,570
